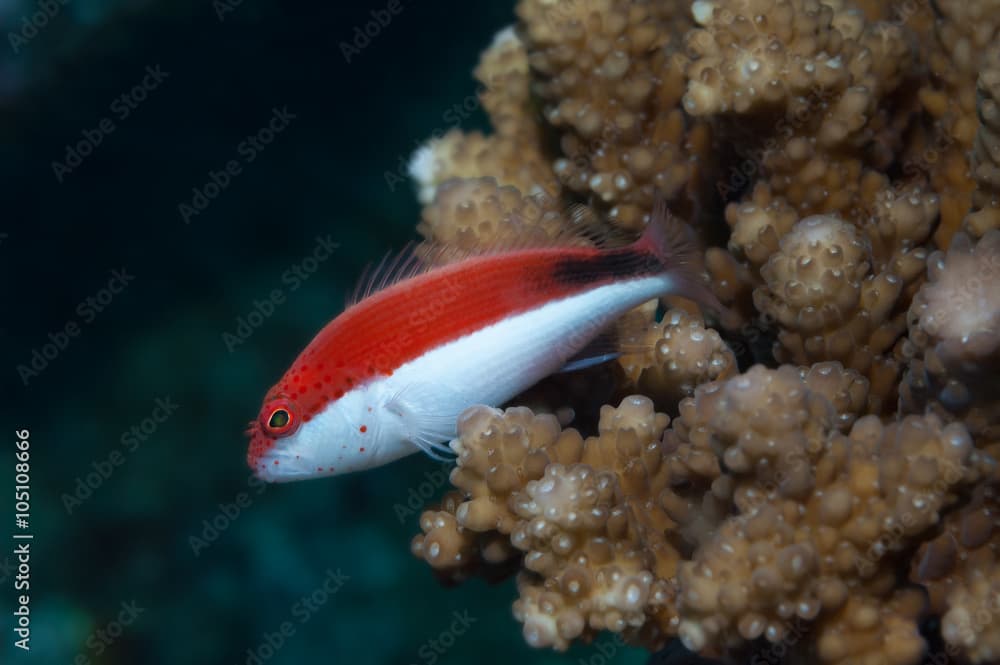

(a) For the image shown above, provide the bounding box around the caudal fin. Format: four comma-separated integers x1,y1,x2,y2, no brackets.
633,196,734,327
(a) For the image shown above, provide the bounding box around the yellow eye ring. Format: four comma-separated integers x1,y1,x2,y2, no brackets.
260,398,298,437
268,409,290,429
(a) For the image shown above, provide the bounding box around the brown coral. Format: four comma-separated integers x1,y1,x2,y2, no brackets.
900,230,1000,448
408,27,559,206
416,177,568,253
401,0,1000,662
515,0,709,230
916,0,1000,246
617,307,737,410
676,397,986,660
966,43,1000,239
684,0,917,223
752,215,908,412
414,397,682,650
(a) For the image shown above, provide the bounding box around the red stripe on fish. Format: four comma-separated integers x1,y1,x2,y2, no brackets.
267,243,665,417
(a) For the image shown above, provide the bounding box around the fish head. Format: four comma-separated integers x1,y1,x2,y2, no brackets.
247,386,402,481
246,393,311,481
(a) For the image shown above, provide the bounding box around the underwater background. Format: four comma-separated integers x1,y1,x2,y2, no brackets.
0,1,650,663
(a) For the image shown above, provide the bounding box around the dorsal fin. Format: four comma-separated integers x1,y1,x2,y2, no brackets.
344,200,639,308
344,242,471,308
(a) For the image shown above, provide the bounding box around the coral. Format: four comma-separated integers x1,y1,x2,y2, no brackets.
414,397,682,650
667,367,986,658
416,177,568,253
617,307,737,410
916,0,1000,246
684,0,916,223
751,215,908,412
966,44,1000,239
402,0,1000,662
408,28,559,207
900,230,1000,448
910,481,1000,663
409,128,558,208
516,0,711,230
810,588,927,665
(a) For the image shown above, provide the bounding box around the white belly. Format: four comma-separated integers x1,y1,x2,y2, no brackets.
376,274,674,441
257,275,674,481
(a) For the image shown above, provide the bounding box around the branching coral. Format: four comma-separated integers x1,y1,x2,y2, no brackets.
683,0,916,220
413,397,682,650
617,307,738,411
408,27,559,207
516,0,706,230
966,43,1000,240
900,230,1000,449
914,0,1000,246
402,0,1000,663
416,176,569,253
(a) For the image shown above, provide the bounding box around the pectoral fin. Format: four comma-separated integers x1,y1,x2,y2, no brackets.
385,382,462,461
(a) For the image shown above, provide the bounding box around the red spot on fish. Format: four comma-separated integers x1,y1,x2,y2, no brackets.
359,425,367,433
273,460,279,465
360,447,366,452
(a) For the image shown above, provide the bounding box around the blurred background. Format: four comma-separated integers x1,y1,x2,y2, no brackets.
0,1,653,664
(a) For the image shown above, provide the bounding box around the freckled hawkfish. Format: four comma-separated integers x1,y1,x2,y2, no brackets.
246,200,721,481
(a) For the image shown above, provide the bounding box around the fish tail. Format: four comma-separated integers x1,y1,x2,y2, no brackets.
634,196,733,325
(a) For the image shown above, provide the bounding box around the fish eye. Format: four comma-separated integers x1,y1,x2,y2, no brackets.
260,398,299,437
268,409,290,429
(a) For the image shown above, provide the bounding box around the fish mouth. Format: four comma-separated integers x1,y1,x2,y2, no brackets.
252,451,321,483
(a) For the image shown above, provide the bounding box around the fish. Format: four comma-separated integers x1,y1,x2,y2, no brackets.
246,199,723,482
